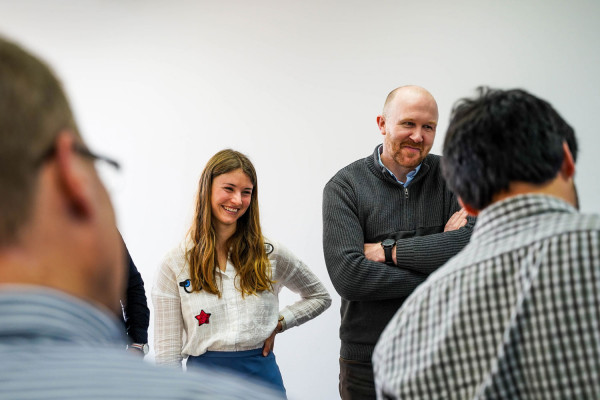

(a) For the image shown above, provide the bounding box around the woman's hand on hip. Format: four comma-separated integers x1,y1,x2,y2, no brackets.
262,321,282,356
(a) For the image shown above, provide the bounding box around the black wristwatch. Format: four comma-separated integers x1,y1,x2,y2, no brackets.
381,238,396,266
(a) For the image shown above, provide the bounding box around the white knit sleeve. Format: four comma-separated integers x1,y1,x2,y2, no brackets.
271,241,332,331
152,247,186,367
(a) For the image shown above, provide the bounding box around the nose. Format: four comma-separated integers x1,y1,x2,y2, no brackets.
231,191,243,206
409,127,424,143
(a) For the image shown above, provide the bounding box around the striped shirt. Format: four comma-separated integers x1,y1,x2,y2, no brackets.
0,286,283,400
373,194,600,399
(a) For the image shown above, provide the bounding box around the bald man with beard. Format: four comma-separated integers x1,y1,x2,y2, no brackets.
323,86,474,399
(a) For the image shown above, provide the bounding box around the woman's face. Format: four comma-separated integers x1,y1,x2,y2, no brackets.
210,168,253,229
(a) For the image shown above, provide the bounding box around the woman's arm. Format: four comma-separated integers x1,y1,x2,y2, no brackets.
151,248,185,367
272,241,332,331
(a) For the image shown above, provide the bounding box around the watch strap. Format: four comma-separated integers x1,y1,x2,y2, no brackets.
381,239,395,266
383,246,394,265
278,315,286,332
129,343,149,355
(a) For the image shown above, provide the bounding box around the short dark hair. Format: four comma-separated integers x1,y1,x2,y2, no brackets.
442,87,578,210
0,36,80,245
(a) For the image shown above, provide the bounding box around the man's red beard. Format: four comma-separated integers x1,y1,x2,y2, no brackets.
392,140,426,168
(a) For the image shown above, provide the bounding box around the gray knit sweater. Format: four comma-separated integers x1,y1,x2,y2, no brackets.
323,145,474,362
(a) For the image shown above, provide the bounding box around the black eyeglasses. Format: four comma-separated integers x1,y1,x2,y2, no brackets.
72,143,121,171
37,142,121,172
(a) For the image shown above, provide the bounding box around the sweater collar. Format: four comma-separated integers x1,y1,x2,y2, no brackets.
376,144,421,186
369,144,430,186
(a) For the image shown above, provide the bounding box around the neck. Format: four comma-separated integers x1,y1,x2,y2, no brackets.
0,246,103,313
0,246,41,283
380,153,413,184
214,222,236,250
213,223,236,272
492,177,577,209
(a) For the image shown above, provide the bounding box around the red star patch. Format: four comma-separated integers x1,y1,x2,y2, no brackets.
195,310,211,326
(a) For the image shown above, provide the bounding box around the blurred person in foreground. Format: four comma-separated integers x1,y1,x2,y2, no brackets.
0,35,282,400
373,87,599,399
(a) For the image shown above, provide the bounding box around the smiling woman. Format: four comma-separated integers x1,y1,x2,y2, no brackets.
210,169,253,232
151,149,331,398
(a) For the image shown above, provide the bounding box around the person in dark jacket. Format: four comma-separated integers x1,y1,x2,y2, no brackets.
121,238,150,355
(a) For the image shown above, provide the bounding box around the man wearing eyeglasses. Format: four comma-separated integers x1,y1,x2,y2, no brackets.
0,36,282,399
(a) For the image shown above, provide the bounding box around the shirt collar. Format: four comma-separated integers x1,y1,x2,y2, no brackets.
377,144,421,187
472,194,577,241
0,286,126,345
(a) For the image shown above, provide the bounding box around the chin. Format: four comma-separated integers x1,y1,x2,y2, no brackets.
395,157,422,169
216,217,238,226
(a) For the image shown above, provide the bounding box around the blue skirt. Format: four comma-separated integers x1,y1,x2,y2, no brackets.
187,348,286,396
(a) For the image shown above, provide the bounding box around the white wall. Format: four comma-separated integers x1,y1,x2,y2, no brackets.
2,1,599,398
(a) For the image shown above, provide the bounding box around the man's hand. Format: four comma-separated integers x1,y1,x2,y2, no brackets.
364,242,396,264
262,321,282,356
444,208,468,232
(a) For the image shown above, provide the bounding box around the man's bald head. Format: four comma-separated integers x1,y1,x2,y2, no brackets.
377,85,439,183
382,85,438,120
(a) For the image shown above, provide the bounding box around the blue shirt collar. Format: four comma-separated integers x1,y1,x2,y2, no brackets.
0,286,126,345
377,144,421,187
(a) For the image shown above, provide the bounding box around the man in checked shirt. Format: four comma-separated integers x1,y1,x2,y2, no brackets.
373,87,600,399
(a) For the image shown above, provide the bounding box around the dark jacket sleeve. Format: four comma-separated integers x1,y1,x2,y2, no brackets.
394,200,476,276
322,178,474,302
123,244,150,344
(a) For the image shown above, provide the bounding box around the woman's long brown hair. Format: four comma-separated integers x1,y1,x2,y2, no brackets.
186,149,273,297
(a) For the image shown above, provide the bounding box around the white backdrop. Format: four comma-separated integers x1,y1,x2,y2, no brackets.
2,1,599,399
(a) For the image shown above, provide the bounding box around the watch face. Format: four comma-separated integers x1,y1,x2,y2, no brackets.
382,239,395,248
142,343,149,354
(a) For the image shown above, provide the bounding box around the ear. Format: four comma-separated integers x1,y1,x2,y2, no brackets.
458,197,479,216
376,115,386,136
559,141,576,180
54,131,93,219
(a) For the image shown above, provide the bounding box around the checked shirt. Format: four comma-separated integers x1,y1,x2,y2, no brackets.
373,194,600,399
